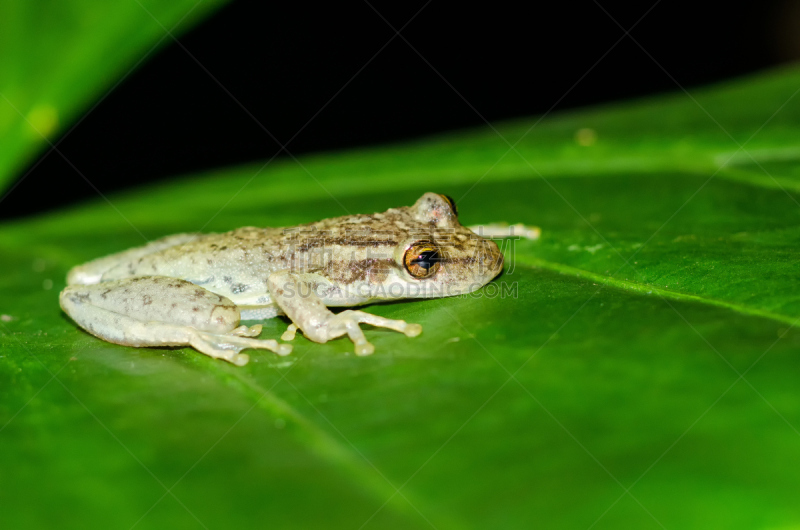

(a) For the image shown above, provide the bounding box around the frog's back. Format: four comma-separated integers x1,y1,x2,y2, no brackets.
68,220,380,303
83,228,285,300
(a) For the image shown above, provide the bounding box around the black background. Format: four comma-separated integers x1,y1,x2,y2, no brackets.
3,0,798,220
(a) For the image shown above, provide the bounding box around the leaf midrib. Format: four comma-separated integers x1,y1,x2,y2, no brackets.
516,256,797,328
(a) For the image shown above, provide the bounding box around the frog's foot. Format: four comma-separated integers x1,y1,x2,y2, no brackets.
267,271,422,356
330,310,422,356
190,331,292,366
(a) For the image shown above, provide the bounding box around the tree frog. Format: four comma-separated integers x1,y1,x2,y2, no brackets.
60,193,504,365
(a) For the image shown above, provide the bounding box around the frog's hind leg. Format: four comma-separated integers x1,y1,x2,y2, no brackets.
60,276,291,365
63,309,284,365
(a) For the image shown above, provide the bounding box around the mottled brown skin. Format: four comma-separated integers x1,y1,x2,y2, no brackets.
60,193,504,364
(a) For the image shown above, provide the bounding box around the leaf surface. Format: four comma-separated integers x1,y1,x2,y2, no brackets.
2,67,800,528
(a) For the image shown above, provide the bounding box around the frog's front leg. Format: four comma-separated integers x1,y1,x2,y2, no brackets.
267,271,421,355
60,276,291,366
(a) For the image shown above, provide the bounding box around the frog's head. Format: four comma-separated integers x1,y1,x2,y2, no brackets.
372,192,504,300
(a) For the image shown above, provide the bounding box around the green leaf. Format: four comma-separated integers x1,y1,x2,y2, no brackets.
3,67,800,528
0,0,229,191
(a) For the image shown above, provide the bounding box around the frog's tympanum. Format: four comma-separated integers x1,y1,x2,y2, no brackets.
60,193,504,365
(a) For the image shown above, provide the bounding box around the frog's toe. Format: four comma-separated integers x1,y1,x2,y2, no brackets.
232,353,250,366
403,323,422,337
355,341,375,356
276,343,293,356
281,323,298,342
231,324,262,337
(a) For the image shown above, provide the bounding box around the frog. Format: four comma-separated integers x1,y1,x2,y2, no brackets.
59,193,504,366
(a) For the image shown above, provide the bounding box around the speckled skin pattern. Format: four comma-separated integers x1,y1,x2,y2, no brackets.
60,193,504,365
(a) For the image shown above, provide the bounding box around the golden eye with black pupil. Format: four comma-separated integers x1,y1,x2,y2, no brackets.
404,242,442,279
438,194,458,216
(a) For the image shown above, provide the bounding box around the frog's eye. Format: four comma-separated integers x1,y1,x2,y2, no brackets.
404,241,442,279
438,194,458,216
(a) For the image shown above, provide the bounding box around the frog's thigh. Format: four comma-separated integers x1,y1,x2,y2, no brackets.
60,276,290,365
267,271,421,355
